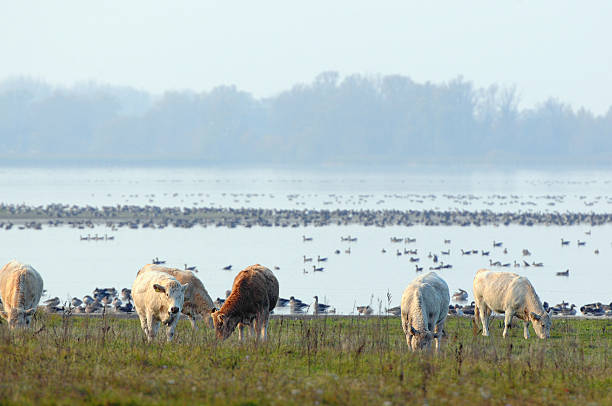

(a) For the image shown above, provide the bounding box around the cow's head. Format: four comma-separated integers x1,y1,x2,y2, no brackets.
0,308,36,329
211,310,239,340
152,281,188,325
408,325,441,350
530,310,552,339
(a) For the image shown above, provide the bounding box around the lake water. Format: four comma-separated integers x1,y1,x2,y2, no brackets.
0,167,611,314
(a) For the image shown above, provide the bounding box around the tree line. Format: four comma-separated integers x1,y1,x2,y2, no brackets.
1,72,610,167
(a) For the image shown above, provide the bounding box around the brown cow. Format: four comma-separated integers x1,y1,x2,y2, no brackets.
137,264,215,329
211,264,279,341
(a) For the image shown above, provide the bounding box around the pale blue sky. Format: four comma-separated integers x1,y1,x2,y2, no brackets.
1,1,610,114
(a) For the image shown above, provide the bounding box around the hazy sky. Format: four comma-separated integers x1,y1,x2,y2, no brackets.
1,1,611,114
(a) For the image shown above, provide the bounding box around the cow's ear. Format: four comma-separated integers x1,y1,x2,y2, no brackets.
410,325,418,335
211,307,217,313
181,283,189,291
153,284,166,293
25,308,36,316
530,312,541,321
0,310,7,320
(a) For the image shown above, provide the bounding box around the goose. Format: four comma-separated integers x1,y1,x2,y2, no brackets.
532,262,544,267
513,260,520,268
82,295,94,306
428,252,433,259
556,269,569,276
357,305,373,315
303,235,312,242
386,306,401,316
441,250,450,256
444,239,451,244
222,264,232,271
313,265,324,272
523,260,531,267
501,263,511,267
594,249,599,255
277,298,290,307
493,240,503,247
442,263,453,269
503,248,508,254
409,257,419,263
522,249,531,256
152,257,166,265
461,249,471,255
44,297,60,308
213,297,226,308
313,296,330,314
317,255,328,262
303,255,313,263
415,264,423,272
121,288,132,302
561,238,570,246
289,298,308,314
185,264,197,272
71,297,83,308
381,248,386,253
481,250,490,256
452,289,468,301
577,240,586,246
345,247,351,254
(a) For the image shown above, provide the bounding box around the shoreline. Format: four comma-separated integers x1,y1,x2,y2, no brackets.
2,204,612,229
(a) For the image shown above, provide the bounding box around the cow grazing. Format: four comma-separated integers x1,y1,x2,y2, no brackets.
138,264,215,329
132,270,188,342
401,272,450,351
0,260,44,329
211,264,279,341
473,269,551,339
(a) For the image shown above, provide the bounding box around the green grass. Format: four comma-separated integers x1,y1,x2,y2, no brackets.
0,313,610,405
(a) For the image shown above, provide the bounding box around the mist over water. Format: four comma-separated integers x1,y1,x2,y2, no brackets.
1,167,611,314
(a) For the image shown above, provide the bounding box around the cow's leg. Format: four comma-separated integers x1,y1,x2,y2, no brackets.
523,320,530,339
434,322,444,351
166,319,179,341
480,306,491,336
137,311,149,338
502,312,513,338
259,314,269,341
238,323,246,341
150,320,160,340
189,315,198,331
145,313,156,342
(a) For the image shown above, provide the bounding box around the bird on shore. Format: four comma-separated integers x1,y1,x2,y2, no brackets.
452,289,468,301
44,297,60,308
290,296,308,313
313,296,330,315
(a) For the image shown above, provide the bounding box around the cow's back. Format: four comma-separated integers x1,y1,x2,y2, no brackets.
401,272,449,327
139,264,214,312
226,265,278,314
0,260,43,311
473,269,523,312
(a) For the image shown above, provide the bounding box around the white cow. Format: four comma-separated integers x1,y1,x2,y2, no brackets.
473,269,551,339
132,270,188,342
137,264,215,330
401,272,450,351
0,260,44,329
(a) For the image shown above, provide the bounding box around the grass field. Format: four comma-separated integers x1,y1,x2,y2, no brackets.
0,313,610,405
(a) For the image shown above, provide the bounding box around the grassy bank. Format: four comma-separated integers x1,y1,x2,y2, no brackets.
0,314,610,405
